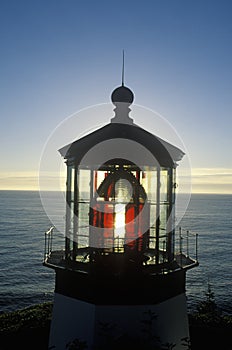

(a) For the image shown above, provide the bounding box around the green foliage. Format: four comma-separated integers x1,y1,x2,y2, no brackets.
196,282,218,316
190,282,232,328
0,302,53,334
221,314,232,326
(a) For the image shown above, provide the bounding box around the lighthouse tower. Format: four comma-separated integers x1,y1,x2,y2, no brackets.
44,83,198,350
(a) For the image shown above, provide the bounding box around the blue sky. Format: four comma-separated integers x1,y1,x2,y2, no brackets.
0,0,232,193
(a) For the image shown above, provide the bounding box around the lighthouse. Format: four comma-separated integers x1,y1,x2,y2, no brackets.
44,82,198,350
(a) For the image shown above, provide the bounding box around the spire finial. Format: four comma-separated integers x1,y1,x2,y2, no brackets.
122,50,125,86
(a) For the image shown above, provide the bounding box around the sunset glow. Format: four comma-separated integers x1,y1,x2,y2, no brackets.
1,168,231,194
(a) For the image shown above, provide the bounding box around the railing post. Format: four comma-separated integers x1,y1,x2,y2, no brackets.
48,230,50,255
186,230,189,257
179,227,182,254
179,227,183,267
44,227,54,262
50,227,53,252
196,233,198,261
44,231,47,261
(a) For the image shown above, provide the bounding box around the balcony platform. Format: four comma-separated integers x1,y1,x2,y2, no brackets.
43,247,198,275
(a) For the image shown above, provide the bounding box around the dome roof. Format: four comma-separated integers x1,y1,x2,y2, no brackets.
59,122,184,168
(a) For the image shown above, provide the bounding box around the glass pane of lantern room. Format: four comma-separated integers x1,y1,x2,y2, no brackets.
159,169,172,261
93,170,107,194
140,168,157,250
78,169,90,201
68,165,75,226
65,165,75,256
70,167,75,234
140,168,157,203
77,169,91,248
67,165,75,203
159,169,169,260
160,168,168,204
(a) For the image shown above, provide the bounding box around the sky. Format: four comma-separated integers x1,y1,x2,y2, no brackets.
0,0,232,193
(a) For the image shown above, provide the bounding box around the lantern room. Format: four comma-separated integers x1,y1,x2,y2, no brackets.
58,84,185,273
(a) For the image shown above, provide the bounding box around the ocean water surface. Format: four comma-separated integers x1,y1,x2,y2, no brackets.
0,190,231,314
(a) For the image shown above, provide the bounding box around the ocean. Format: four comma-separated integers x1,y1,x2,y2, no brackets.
0,190,231,314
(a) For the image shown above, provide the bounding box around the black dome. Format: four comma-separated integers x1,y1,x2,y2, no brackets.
111,85,134,105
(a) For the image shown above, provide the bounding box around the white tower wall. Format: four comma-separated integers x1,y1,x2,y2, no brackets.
49,292,190,350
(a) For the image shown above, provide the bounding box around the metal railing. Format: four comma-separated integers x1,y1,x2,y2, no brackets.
176,226,199,268
44,226,54,262
43,225,199,270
